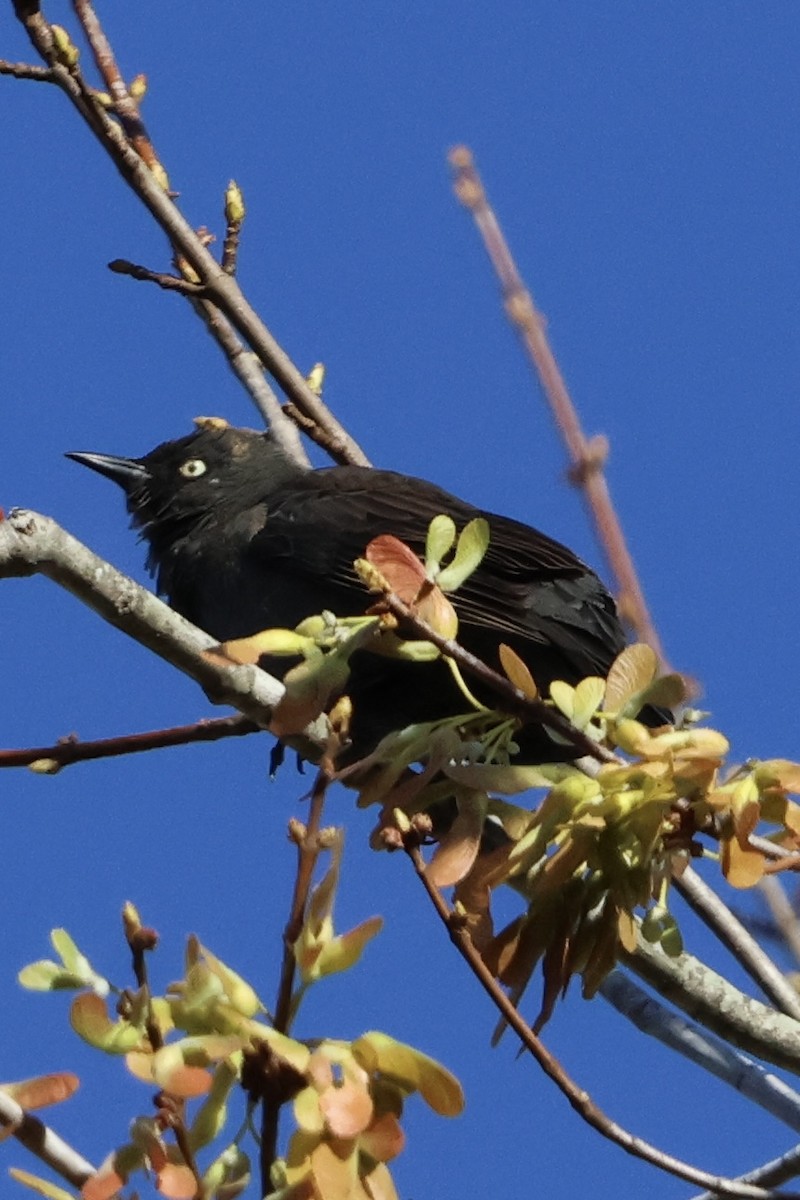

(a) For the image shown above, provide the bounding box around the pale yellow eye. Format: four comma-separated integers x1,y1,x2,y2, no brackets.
179,458,207,479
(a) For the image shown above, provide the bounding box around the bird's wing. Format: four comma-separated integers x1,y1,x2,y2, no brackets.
247,467,623,677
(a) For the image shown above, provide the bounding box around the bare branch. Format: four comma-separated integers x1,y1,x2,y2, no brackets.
0,715,260,771
449,146,667,665
189,299,310,466
107,257,205,294
759,876,800,968
404,831,799,1199
262,766,333,1192
0,1089,94,1189
0,57,53,80
625,937,800,1076
691,1147,800,1200
71,0,164,178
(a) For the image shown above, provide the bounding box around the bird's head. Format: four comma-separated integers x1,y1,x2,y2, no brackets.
67,419,304,539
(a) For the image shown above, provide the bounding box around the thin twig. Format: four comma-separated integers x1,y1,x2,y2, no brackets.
108,258,205,294
0,714,260,771
673,865,800,1020
404,832,798,1198
0,1090,95,1189
448,146,666,664
72,0,164,178
11,2,369,467
123,906,164,1053
261,767,332,1194
0,57,53,80
373,583,617,763
759,877,800,968
691,1146,800,1200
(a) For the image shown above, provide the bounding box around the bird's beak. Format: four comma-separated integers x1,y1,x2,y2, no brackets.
65,451,150,492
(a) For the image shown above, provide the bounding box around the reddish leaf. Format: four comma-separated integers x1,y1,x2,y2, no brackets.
365,535,427,603
2,1072,79,1110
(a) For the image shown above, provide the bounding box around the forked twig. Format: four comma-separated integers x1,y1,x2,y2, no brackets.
10,0,368,468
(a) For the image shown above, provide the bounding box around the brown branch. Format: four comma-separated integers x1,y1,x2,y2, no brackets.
108,257,205,294
261,767,332,1194
449,146,667,665
0,57,53,80
758,876,800,968
11,1,369,468
71,0,163,178
0,715,260,771
0,1089,95,1189
281,401,359,464
373,585,617,763
405,833,800,1199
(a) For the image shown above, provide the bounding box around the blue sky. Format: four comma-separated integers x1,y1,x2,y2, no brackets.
3,4,800,1198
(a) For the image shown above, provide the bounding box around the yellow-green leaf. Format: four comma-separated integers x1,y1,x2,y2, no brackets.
304,917,384,984
197,944,263,1018
424,515,456,575
69,993,142,1054
17,961,87,992
498,643,537,699
189,1060,237,1150
8,1168,76,1200
549,680,575,720
351,1032,463,1116
571,677,605,729
436,518,490,592
604,644,658,713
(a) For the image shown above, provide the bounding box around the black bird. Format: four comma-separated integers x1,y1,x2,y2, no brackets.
67,422,643,760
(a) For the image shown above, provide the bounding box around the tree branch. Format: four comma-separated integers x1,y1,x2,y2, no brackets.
372,583,618,763
691,1147,800,1200
449,146,667,665
0,715,260,772
0,1089,94,1190
0,57,53,80
625,937,800,1076
759,876,800,968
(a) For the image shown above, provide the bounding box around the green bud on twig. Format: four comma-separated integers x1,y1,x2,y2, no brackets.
50,25,80,68
224,179,246,225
